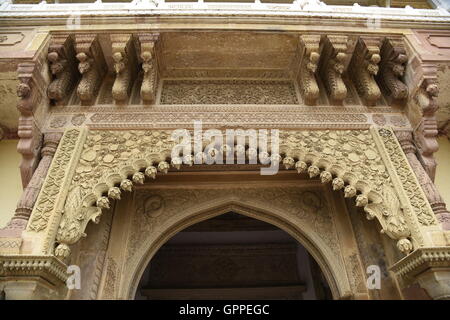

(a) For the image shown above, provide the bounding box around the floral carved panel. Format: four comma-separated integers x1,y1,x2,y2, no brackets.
24,127,438,261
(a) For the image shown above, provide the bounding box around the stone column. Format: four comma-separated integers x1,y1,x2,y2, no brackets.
0,132,62,246
396,130,450,230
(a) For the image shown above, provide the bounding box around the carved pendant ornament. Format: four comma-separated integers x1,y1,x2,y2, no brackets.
25,127,437,260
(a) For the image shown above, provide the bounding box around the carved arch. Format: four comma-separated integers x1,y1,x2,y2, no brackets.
25,127,438,262
118,199,351,300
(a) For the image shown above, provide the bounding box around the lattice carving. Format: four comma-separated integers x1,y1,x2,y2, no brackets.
137,33,159,104
298,35,321,106
319,35,349,105
376,37,408,105
74,34,106,105
349,36,382,106
47,34,79,105
111,34,138,105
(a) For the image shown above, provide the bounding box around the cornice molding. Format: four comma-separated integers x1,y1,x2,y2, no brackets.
0,255,68,286
0,1,449,29
391,247,450,280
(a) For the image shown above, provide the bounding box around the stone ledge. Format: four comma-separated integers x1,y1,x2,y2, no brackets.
391,247,450,282
0,255,68,287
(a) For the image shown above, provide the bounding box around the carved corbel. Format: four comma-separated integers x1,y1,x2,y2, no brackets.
54,186,103,260
298,35,321,106
349,36,382,106
376,37,408,106
362,185,413,254
319,35,349,105
412,64,439,181
16,62,45,188
74,34,106,105
111,34,138,104
137,33,159,104
47,34,79,105
396,131,449,229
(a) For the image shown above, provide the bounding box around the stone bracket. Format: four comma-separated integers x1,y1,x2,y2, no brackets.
74,34,107,106
411,63,439,181
136,33,159,104
349,36,382,106
297,35,321,106
318,35,350,105
377,36,408,106
47,34,79,106
111,34,138,105
16,62,45,188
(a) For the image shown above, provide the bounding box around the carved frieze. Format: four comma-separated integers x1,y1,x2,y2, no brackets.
28,127,437,260
160,80,298,105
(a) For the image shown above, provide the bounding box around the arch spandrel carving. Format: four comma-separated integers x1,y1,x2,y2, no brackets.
23,127,439,261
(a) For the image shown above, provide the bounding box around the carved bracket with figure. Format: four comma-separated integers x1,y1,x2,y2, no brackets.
349,36,382,106
319,35,350,105
47,34,79,105
16,62,45,188
412,64,440,181
137,33,159,104
74,34,106,105
298,35,321,106
111,34,138,105
377,36,409,106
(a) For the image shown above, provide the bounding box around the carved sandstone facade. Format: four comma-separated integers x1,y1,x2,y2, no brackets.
0,0,450,300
